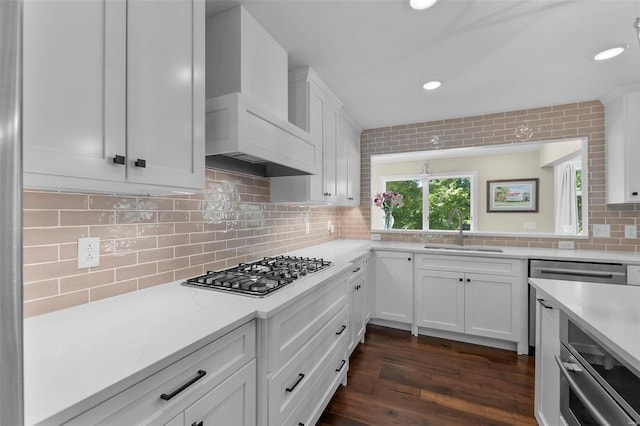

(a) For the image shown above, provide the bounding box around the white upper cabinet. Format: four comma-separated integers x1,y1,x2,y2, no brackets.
271,67,361,205
337,113,361,206
23,0,127,184
603,88,640,204
23,0,204,195
126,0,204,190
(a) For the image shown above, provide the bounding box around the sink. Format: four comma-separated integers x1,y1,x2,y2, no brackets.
423,244,504,253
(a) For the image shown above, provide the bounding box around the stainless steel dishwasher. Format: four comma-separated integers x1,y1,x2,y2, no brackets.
528,259,627,353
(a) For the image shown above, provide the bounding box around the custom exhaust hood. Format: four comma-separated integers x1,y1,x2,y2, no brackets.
205,6,315,177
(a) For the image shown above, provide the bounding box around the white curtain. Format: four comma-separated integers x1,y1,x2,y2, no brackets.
554,162,578,234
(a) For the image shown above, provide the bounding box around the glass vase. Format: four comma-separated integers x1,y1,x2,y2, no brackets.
383,212,394,229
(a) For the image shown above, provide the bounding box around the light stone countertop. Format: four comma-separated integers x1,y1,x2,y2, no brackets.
24,240,372,426
24,239,640,425
371,240,640,264
529,278,640,375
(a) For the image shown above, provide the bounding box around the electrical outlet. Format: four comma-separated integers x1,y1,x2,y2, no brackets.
558,241,575,249
625,225,637,239
78,237,100,268
592,224,611,238
305,222,310,235
371,234,381,241
523,222,537,230
327,220,332,231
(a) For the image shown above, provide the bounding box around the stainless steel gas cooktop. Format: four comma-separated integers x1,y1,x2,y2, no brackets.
182,255,332,297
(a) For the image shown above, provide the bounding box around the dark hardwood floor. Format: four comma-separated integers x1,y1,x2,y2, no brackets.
318,324,536,426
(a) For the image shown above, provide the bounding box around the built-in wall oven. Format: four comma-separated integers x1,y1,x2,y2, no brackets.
559,312,640,425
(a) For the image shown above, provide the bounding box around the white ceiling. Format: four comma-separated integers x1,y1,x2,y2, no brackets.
205,0,640,130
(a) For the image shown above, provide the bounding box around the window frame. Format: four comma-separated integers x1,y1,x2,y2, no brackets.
380,171,477,232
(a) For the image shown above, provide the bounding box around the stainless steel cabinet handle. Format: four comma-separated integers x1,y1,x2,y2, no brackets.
539,268,615,279
336,325,346,335
537,299,554,309
336,359,347,372
348,197,354,200
352,267,361,273
113,155,125,165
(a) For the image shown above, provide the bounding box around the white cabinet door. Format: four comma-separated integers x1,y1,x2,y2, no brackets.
164,413,184,426
127,0,204,189
415,269,464,333
373,251,413,324
307,84,329,202
184,359,256,426
605,89,640,203
323,99,339,203
348,273,366,355
364,255,373,323
534,298,560,426
464,273,519,340
337,115,361,206
23,0,126,182
23,0,204,194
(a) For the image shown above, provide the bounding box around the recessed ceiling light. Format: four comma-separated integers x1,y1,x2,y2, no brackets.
423,81,442,90
410,0,438,10
593,46,626,61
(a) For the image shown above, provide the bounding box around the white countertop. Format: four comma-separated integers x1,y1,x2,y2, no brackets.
24,240,372,426
529,278,640,374
24,238,640,425
372,240,640,264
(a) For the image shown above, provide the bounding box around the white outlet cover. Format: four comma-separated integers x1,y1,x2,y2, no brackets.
625,225,637,239
523,222,537,230
371,234,381,241
558,241,575,249
592,224,611,238
78,237,100,268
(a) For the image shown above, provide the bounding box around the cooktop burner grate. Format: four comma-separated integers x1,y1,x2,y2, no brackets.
182,255,332,297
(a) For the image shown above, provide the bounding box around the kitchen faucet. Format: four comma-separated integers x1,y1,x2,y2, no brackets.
447,208,466,246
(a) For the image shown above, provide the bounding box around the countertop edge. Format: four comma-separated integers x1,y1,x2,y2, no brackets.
529,278,640,375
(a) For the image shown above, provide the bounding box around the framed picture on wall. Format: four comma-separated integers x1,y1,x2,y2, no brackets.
487,178,539,212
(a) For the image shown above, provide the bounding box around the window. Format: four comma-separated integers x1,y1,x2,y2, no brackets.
381,172,476,231
576,167,582,234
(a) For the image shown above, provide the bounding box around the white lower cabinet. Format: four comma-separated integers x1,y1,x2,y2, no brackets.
415,269,464,333
348,258,367,355
373,251,413,324
260,273,349,425
414,254,523,343
183,360,256,426
65,321,256,426
283,350,347,426
534,296,561,426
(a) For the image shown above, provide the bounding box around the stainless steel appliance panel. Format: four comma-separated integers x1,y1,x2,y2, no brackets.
558,345,636,426
529,259,627,350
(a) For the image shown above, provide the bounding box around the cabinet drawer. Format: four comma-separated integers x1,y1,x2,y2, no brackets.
414,254,522,276
184,359,256,426
283,348,348,426
66,321,256,426
349,257,366,280
267,275,347,372
268,306,348,426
